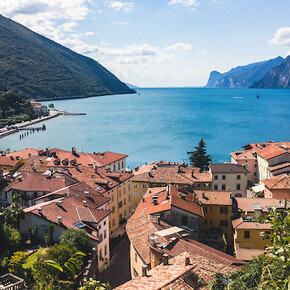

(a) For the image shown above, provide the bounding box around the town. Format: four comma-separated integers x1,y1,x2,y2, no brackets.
0,140,289,289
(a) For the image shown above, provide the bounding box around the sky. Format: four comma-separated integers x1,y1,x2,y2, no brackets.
0,0,290,87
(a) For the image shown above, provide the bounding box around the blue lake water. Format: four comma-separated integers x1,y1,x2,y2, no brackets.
1,88,289,169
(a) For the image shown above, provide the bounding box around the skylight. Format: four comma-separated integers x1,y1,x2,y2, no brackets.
95,187,102,190
74,222,85,228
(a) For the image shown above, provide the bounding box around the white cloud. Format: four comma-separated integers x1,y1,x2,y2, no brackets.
107,1,134,12
165,43,193,51
168,0,200,9
269,27,290,47
114,21,130,25
59,22,78,32
98,44,159,56
198,49,207,55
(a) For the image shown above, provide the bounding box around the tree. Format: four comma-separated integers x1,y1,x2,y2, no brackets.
1,251,28,277
48,103,55,110
187,138,211,172
1,223,21,255
59,228,89,252
45,224,55,246
79,277,111,290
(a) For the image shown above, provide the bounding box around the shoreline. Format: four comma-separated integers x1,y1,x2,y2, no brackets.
0,111,60,140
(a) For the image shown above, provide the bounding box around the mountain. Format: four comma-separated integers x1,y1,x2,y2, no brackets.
251,56,290,89
205,56,284,88
0,14,135,99
124,82,139,89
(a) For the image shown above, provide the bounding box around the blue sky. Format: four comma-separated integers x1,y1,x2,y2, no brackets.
1,0,289,87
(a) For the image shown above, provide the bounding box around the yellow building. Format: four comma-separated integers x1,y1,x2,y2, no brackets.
232,217,272,261
194,190,233,251
0,156,24,172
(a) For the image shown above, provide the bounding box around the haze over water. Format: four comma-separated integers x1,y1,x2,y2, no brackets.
1,88,289,169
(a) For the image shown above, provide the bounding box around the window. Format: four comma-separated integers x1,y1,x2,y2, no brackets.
109,221,111,228
113,219,115,226
122,161,124,168
254,172,257,176
214,175,218,180
142,184,147,189
118,163,120,170
210,207,212,213
114,165,116,171
99,233,103,242
237,184,241,190
135,252,138,262
222,175,226,180
244,231,250,239
129,194,131,201
118,201,122,208
124,210,127,217
111,194,114,202
204,219,208,225
104,229,107,239
124,198,126,205
128,184,130,191
214,185,218,190
119,190,121,197
129,207,131,213
237,175,241,180
104,220,106,226
105,245,107,256
220,207,228,214
99,249,103,260
222,184,226,190
220,220,228,227
210,220,212,226
204,206,207,213
235,193,242,197
133,184,138,188
112,206,115,213
123,188,125,195
119,213,122,221
254,163,257,168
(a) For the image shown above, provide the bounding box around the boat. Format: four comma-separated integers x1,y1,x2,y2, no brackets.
257,93,259,99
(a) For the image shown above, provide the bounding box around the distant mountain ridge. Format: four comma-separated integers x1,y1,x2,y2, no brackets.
205,56,284,88
251,56,290,89
0,14,135,99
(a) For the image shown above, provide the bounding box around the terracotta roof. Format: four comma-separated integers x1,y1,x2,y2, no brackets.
132,163,211,184
193,190,232,206
25,194,110,241
232,217,243,229
236,248,265,261
4,172,77,193
6,148,38,159
257,145,287,160
131,185,203,219
0,156,19,167
230,150,256,161
126,214,171,264
210,163,249,174
268,162,290,172
66,166,132,195
232,219,272,230
235,197,281,212
242,141,290,151
262,174,290,190
19,156,50,173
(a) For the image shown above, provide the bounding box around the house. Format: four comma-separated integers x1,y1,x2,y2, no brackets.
209,163,249,197
0,156,24,173
2,171,78,207
66,166,133,238
256,145,290,181
193,190,234,251
232,217,272,261
19,185,111,273
262,174,290,200
131,185,203,232
131,161,211,211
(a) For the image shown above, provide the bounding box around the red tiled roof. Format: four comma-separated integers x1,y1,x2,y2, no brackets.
131,185,203,219
235,197,281,212
193,190,232,206
262,174,290,190
0,156,19,167
210,163,249,174
233,219,272,230
4,172,77,192
236,248,266,261
268,162,290,172
257,145,287,160
230,150,256,161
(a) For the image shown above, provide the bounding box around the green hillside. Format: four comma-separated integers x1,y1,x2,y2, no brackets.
0,14,135,100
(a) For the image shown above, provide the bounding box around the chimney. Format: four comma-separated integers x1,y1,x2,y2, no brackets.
57,216,63,223
38,207,42,215
72,147,76,155
10,156,14,160
85,191,90,197
202,193,205,199
185,256,190,266
142,265,148,277
56,200,62,207
82,200,87,207
163,254,169,265
157,216,160,225
142,198,145,202
152,195,158,205
18,177,22,182
95,167,98,174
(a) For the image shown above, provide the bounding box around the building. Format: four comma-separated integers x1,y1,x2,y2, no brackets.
20,185,111,273
262,174,290,200
131,161,211,211
256,145,290,181
193,190,234,250
232,217,272,261
209,163,249,197
131,185,203,232
0,155,24,173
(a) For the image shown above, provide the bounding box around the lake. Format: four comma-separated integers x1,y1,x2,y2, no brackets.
1,88,289,169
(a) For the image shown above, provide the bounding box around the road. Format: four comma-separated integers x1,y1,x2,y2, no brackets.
99,236,131,289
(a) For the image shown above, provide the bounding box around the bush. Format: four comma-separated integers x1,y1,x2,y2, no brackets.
59,228,89,252
45,224,54,246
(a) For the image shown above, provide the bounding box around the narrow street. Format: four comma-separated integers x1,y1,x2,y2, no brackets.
99,236,131,289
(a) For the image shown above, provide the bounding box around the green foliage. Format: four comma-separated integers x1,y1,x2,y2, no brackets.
45,224,55,246
1,223,21,254
1,251,28,276
32,244,84,289
79,277,111,290
208,208,290,289
59,228,89,252
0,14,134,99
29,224,38,245
187,138,212,172
0,90,37,127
